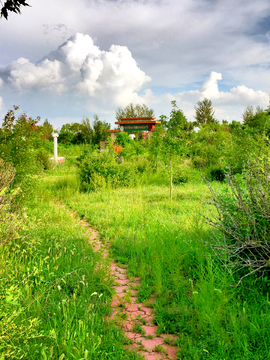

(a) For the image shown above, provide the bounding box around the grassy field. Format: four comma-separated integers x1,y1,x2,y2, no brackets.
0,170,140,359
1,161,270,359
38,162,270,360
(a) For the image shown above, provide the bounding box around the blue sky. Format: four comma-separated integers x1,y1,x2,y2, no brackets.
0,0,270,129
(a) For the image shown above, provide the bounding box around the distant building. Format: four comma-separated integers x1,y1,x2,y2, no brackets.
107,117,161,140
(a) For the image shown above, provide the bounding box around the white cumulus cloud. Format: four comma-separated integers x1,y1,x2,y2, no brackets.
146,72,269,122
0,33,151,107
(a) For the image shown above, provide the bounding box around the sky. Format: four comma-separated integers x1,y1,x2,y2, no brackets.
0,0,270,129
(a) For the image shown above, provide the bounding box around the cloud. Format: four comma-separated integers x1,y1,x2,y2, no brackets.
4,57,65,93
146,72,269,122
0,33,151,107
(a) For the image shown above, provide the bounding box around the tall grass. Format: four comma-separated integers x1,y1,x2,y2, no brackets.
0,174,140,359
48,163,270,360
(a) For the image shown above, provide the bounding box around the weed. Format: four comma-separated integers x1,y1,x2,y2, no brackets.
133,323,146,336
153,344,168,354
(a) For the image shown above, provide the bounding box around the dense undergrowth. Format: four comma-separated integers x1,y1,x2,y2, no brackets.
0,167,140,359
40,161,270,360
1,100,270,359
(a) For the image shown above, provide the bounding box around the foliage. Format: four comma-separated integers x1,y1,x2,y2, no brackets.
77,150,139,191
161,100,194,137
58,115,110,145
115,131,133,147
0,107,51,186
92,115,110,145
40,118,53,141
1,0,30,19
0,176,138,359
54,168,270,360
242,105,270,136
203,160,270,284
0,159,22,247
115,103,154,120
194,97,217,126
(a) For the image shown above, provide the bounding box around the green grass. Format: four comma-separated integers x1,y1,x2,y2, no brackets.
2,161,270,360
0,178,140,359
41,163,270,360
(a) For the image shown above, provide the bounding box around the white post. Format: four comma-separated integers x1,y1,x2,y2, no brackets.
52,133,59,161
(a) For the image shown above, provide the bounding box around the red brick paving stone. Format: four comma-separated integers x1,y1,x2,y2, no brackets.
111,298,121,307
115,279,130,285
130,289,138,295
128,310,146,318
166,346,178,358
123,322,133,331
142,325,159,336
126,332,136,340
116,273,128,280
140,305,153,316
126,303,140,312
143,315,155,324
138,352,166,360
115,285,128,293
136,337,165,350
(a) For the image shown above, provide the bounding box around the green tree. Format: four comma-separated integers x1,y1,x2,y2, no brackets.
115,103,154,120
92,115,110,145
242,105,270,136
194,98,217,126
58,123,82,144
1,0,30,19
40,119,53,141
115,132,132,147
0,107,50,187
164,100,194,137
80,117,93,143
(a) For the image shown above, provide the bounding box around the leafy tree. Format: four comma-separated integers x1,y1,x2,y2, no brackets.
40,119,53,141
115,103,154,120
242,105,270,136
58,123,82,144
1,0,30,19
162,100,194,137
194,98,217,126
81,117,93,143
92,115,110,145
115,132,133,147
0,106,50,191
161,101,188,199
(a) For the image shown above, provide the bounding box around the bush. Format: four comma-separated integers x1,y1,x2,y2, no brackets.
207,164,226,182
172,166,189,184
204,160,270,284
0,159,22,247
77,150,138,191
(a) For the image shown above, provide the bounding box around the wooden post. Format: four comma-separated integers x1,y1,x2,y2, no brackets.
100,140,106,151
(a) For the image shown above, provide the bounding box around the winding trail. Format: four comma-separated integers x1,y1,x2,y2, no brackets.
65,205,179,360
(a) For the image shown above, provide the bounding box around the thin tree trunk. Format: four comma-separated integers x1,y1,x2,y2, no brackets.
170,154,172,201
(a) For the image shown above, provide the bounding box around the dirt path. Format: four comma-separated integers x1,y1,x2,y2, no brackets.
66,207,179,360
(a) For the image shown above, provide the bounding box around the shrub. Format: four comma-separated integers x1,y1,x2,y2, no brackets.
77,150,138,191
203,160,270,284
0,159,22,247
172,166,189,184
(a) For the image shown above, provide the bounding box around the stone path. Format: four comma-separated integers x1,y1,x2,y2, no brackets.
110,263,179,360
63,206,179,360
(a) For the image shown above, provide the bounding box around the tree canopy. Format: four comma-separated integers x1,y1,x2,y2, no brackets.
1,0,30,19
115,103,154,120
194,98,217,126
